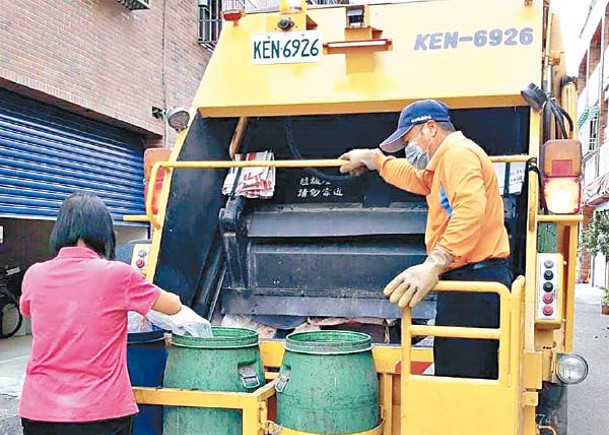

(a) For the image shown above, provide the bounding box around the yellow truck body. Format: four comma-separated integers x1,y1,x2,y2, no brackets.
129,1,585,433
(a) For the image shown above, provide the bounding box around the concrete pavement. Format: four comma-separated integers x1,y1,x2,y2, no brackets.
568,284,609,434
0,335,29,435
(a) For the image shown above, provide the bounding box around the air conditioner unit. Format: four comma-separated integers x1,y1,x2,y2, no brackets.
117,0,151,10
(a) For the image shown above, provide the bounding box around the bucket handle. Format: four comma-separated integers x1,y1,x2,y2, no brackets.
275,366,291,393
238,363,261,389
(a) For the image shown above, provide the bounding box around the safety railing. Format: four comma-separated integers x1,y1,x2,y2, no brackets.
133,371,387,435
133,379,277,435
400,276,525,434
401,279,519,386
145,155,532,229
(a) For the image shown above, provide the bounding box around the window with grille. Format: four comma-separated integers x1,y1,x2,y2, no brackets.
579,107,599,155
117,0,150,10
198,0,223,50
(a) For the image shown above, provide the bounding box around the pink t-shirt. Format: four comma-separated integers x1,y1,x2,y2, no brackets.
19,246,162,422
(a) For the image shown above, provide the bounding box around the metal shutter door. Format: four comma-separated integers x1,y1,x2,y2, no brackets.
0,90,146,223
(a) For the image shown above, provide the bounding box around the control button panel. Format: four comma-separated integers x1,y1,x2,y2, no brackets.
130,243,151,275
536,253,563,328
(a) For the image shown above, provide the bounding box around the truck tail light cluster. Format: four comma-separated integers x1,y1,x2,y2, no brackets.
541,140,582,215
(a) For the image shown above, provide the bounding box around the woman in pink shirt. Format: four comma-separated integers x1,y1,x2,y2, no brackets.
19,192,182,435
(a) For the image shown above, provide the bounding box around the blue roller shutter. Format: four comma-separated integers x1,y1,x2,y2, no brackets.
0,90,146,224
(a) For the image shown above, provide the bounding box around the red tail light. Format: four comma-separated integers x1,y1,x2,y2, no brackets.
222,9,244,22
541,140,582,214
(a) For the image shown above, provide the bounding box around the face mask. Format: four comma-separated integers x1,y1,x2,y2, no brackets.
404,141,429,169
404,128,430,169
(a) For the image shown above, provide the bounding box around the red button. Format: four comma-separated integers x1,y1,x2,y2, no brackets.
542,305,554,316
136,259,146,268
543,294,554,304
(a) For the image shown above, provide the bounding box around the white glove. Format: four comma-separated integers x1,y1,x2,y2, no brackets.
339,149,382,175
146,306,213,338
383,247,453,308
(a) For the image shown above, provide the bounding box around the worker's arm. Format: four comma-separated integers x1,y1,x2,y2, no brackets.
384,245,453,308
339,149,430,196
436,147,487,260
151,290,182,315
126,266,182,315
375,154,430,196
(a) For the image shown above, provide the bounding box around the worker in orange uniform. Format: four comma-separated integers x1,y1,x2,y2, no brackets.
339,99,512,379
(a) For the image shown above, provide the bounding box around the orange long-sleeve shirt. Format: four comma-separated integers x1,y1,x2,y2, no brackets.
374,131,510,270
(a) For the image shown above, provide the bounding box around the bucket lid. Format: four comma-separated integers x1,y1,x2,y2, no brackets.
171,327,259,349
127,329,165,344
286,330,372,355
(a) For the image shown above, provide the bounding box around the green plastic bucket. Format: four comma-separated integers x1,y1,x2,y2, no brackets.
276,330,379,434
162,327,265,435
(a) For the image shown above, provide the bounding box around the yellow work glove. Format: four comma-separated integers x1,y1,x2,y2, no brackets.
383,246,454,308
338,149,383,176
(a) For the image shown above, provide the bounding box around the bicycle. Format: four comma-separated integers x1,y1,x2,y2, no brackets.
0,266,24,338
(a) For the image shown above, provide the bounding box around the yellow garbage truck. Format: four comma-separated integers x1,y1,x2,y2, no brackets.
126,0,588,433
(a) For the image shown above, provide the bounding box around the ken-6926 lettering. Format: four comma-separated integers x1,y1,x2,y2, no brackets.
414,27,534,51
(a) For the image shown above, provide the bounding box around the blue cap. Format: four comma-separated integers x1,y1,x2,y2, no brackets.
379,99,451,153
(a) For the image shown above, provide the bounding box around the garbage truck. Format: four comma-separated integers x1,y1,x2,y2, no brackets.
124,0,588,433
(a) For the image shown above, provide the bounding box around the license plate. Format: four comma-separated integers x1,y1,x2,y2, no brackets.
252,31,322,65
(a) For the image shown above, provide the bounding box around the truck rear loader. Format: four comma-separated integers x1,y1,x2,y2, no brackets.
124,1,588,433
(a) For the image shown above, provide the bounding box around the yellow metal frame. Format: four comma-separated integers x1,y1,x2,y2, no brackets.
133,277,525,435
402,280,515,384
134,380,276,435
274,422,385,435
131,156,582,434
401,277,525,434
132,344,405,435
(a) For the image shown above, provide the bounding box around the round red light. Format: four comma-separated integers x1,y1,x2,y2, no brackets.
543,294,554,304
136,259,146,269
222,10,244,22
542,305,554,316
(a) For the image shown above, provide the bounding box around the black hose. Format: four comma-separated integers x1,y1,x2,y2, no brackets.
553,102,574,136
542,103,553,143
284,117,354,184
550,102,568,139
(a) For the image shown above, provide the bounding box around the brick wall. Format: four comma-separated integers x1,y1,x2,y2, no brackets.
578,55,588,101
0,0,210,146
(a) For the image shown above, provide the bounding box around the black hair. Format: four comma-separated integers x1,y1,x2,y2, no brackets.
437,121,456,132
49,192,116,259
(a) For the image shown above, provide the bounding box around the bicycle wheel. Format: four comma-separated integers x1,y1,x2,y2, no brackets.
0,291,23,338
